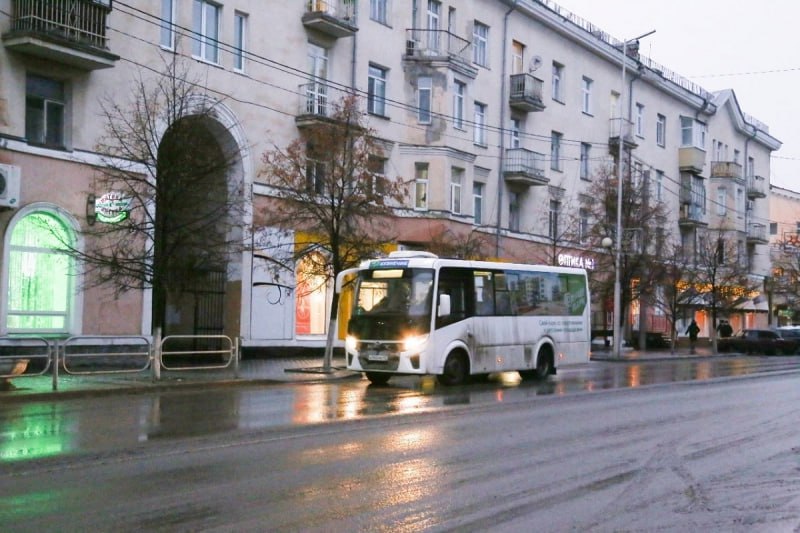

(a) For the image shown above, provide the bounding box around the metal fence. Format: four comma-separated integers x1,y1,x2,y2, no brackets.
1,333,239,391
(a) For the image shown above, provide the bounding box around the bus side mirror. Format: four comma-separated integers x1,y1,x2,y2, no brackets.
438,294,451,317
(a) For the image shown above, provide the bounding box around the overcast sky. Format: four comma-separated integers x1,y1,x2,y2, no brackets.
549,0,798,191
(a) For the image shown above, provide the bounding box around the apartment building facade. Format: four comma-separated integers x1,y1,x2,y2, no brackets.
769,186,800,325
0,0,781,348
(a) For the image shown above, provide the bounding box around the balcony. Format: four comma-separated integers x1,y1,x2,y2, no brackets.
710,161,743,181
295,82,364,129
679,146,706,174
678,204,707,227
509,73,545,113
503,148,548,188
747,223,768,244
608,118,637,155
302,0,357,38
404,29,477,78
747,175,766,199
2,0,118,70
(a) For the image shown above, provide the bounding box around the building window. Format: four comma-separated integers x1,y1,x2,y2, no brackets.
473,183,483,225
414,163,428,210
233,12,247,71
193,0,220,63
635,103,645,137
552,62,563,102
680,116,706,149
655,170,664,201
550,131,562,171
473,102,487,146
306,159,327,195
450,168,463,214
370,0,388,24
510,118,521,148
453,80,465,129
770,222,778,235
368,65,387,116
656,114,666,147
160,0,175,49
509,192,519,232
747,156,755,178
418,77,432,123
472,21,489,66
511,40,525,74
25,75,65,148
367,155,387,195
717,187,727,216
548,200,560,239
295,253,328,336
581,76,593,114
579,208,589,243
580,143,591,180
6,211,76,333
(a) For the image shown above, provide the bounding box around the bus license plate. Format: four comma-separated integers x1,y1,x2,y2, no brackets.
367,353,389,362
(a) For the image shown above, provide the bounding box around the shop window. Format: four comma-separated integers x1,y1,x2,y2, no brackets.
6,211,75,333
295,253,328,335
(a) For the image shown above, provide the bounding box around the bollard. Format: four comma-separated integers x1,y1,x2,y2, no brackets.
152,327,161,382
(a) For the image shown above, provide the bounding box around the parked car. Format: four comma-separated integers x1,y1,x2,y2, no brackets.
776,326,800,341
717,329,800,355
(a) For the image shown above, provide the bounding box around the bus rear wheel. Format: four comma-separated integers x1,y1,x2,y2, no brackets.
437,351,469,386
520,350,553,381
365,372,391,386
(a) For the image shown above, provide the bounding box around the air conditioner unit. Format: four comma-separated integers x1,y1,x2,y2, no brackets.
0,164,21,208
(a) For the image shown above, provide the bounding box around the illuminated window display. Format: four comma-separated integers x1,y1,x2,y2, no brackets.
295,254,328,335
6,212,74,333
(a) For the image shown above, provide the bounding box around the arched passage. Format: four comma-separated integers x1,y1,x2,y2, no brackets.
153,109,246,340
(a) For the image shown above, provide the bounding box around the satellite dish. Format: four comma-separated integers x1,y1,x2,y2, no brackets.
529,55,543,73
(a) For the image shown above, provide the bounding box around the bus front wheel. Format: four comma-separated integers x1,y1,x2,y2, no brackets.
437,351,469,386
365,372,391,386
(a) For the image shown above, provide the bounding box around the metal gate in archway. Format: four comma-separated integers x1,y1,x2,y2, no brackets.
190,269,226,351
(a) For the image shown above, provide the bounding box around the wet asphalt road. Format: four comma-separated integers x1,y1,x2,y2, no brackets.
1,354,797,462
2,355,800,531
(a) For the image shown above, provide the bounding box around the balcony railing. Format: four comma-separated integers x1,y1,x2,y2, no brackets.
747,223,768,243
295,82,363,127
509,73,545,112
608,117,637,153
503,148,548,187
710,161,743,180
747,174,766,198
404,29,471,64
303,0,357,38
679,204,706,226
7,0,110,49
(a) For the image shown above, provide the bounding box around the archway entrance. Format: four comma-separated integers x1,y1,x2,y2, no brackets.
153,113,244,342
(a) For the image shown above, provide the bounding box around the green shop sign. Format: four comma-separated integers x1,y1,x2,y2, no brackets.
95,191,131,224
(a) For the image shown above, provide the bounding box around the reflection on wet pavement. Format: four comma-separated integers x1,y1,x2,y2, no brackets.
1,356,797,464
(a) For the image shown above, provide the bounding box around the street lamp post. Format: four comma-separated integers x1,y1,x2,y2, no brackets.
612,30,655,358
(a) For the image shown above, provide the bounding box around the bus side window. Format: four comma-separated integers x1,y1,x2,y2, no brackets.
436,268,470,328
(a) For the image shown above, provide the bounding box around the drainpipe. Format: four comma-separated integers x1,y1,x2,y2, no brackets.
495,0,518,258
350,15,358,91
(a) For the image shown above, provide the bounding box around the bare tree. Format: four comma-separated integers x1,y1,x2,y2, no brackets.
651,243,699,352
260,94,406,368
425,224,492,260
582,164,670,347
62,57,247,333
693,226,763,352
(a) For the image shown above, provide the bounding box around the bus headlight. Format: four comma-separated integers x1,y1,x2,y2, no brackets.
403,334,428,353
345,335,358,352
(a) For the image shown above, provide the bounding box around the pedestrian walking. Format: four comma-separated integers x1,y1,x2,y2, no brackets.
686,319,700,354
716,319,733,338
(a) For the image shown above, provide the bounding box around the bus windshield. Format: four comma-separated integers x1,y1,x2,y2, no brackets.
348,268,434,340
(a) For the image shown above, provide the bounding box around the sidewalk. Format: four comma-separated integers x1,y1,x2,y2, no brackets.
1,348,725,402
0,354,359,402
